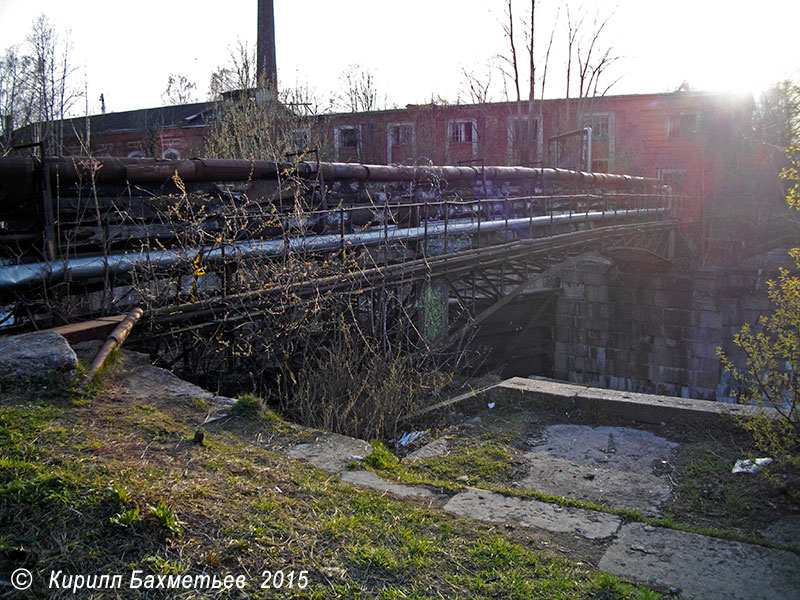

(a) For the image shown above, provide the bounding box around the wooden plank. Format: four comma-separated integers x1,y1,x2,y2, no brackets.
51,315,127,343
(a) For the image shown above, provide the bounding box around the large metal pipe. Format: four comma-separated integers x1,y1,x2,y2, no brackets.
0,157,661,188
82,307,143,384
0,208,665,293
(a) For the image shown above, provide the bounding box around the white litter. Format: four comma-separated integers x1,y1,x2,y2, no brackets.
732,457,773,474
487,402,495,409
397,430,429,448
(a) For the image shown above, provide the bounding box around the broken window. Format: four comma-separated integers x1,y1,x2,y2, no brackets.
581,114,610,140
449,121,474,144
390,124,412,146
338,127,359,148
667,113,698,139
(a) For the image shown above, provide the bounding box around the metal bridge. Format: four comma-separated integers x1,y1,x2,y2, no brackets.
0,156,690,374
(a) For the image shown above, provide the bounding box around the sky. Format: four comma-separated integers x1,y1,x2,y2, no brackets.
0,0,798,116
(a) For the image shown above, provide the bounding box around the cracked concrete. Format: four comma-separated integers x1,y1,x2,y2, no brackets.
443,487,621,540
599,523,800,600
522,425,677,515
339,470,443,500
287,432,371,473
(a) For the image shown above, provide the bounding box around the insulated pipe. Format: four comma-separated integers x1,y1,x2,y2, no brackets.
0,157,661,188
0,208,666,293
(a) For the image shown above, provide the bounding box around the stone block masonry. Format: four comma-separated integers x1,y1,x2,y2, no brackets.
547,249,791,400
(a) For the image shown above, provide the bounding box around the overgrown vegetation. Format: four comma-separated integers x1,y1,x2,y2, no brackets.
290,326,451,440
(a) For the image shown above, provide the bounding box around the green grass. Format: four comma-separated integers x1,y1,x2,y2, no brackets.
363,440,399,472
0,379,662,599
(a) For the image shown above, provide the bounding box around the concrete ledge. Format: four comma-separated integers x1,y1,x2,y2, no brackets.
497,377,779,426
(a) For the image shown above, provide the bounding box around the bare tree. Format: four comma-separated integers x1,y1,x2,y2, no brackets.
208,40,258,100
755,80,800,148
574,10,621,119
459,64,495,105
162,73,197,106
333,64,385,113
0,46,33,154
25,14,80,154
500,0,540,165
563,5,621,132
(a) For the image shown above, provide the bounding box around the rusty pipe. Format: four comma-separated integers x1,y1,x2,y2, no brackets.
83,307,143,384
0,156,661,188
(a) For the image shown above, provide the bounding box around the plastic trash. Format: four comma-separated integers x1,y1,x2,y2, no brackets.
397,430,429,448
731,457,773,474
487,402,495,409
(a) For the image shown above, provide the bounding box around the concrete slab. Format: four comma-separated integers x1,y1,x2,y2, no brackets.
497,376,780,425
339,470,442,500
288,433,371,473
443,487,621,540
405,436,450,461
599,523,800,600
523,425,677,515
121,363,232,404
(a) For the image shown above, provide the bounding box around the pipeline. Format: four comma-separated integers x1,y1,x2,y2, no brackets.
0,208,666,293
82,307,143,384
0,156,660,190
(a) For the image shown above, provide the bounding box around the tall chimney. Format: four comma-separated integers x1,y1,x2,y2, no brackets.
257,0,277,92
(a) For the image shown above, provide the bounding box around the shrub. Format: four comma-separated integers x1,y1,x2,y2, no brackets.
719,148,800,470
289,324,451,441
233,394,265,419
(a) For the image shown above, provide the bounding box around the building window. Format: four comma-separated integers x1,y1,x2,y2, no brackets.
668,113,698,139
390,124,412,146
162,148,181,160
338,127,359,148
581,114,610,140
449,121,474,144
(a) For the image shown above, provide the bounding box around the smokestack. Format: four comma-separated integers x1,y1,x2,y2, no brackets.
257,0,277,92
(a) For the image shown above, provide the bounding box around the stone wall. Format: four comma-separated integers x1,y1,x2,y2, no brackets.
542,249,791,401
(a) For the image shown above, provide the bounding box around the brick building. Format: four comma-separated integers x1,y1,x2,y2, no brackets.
57,102,213,161
40,88,759,216
322,90,755,199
